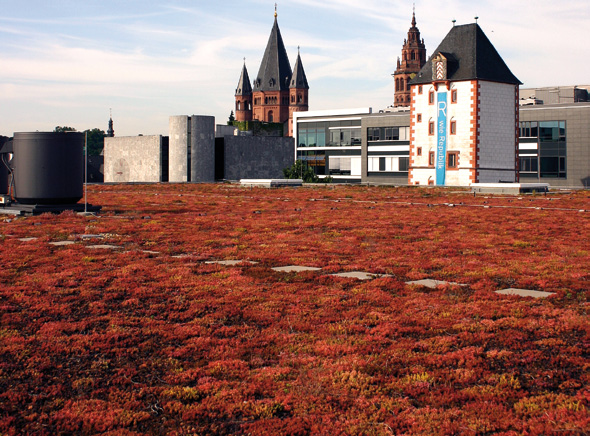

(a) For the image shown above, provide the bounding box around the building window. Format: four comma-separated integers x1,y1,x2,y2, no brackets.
447,151,459,169
429,151,435,167
429,91,435,104
428,121,435,135
418,85,423,94
450,120,457,135
451,89,458,103
417,114,422,122
417,147,422,156
268,111,274,123
519,156,538,173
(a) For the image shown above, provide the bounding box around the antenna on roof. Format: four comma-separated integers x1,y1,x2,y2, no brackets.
475,16,479,23
452,19,456,26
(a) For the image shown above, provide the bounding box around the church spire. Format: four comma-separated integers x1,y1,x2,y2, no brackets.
392,9,427,106
107,109,114,137
290,48,309,89
235,60,252,96
254,9,292,92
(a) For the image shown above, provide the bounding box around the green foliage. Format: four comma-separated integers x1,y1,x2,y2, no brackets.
283,160,319,183
228,111,235,125
232,120,284,136
53,126,105,155
85,128,106,156
54,126,76,133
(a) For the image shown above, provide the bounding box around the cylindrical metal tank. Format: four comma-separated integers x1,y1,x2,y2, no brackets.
0,139,10,195
13,132,84,204
0,160,8,195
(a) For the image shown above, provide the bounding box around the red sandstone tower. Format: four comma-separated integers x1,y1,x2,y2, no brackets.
234,7,308,136
393,10,427,106
234,61,253,122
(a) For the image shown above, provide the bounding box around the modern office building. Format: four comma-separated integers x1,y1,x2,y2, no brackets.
519,103,590,188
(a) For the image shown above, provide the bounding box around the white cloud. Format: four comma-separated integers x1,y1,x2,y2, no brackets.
0,0,589,136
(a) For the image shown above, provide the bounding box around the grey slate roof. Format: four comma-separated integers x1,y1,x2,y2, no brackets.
290,53,309,89
411,23,521,85
254,17,292,92
235,63,252,96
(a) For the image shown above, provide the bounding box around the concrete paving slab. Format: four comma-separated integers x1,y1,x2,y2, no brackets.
331,271,381,280
18,237,38,242
86,244,122,250
81,234,104,239
496,288,555,298
205,260,258,266
406,279,465,288
272,265,321,273
49,241,76,246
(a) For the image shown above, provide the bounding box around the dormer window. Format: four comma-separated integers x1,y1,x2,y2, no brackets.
432,53,448,81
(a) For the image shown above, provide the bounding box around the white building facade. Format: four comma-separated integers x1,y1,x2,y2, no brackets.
408,24,521,186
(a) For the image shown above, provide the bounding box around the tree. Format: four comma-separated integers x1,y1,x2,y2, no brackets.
228,111,235,125
53,126,105,155
283,160,319,183
54,126,76,133
85,128,106,156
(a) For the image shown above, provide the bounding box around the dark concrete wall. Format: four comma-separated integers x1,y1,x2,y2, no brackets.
223,136,295,180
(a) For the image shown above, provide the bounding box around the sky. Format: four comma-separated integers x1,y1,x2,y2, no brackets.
1,0,589,137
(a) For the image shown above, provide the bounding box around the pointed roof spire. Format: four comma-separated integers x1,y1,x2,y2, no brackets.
412,3,416,27
107,108,114,137
410,23,521,85
254,11,292,92
290,49,309,89
235,60,252,96
275,3,278,18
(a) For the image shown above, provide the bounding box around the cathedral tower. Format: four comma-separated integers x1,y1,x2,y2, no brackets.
235,61,253,122
393,10,427,106
234,7,309,136
288,49,309,136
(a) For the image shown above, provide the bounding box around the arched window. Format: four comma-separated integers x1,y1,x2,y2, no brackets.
268,111,274,123
411,52,415,60
236,101,240,111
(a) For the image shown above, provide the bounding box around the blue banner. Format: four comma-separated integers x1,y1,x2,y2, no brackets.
436,92,448,186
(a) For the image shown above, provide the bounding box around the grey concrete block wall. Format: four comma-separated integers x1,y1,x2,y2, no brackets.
169,116,189,182
191,116,215,183
223,136,295,180
104,136,163,183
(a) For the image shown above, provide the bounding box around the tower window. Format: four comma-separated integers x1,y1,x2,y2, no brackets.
428,121,435,135
429,151,435,166
429,91,435,104
447,151,459,169
450,121,457,135
417,114,422,122
418,85,423,94
451,89,458,103
417,147,422,156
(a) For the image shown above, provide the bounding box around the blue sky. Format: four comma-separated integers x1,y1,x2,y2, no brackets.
1,0,589,137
